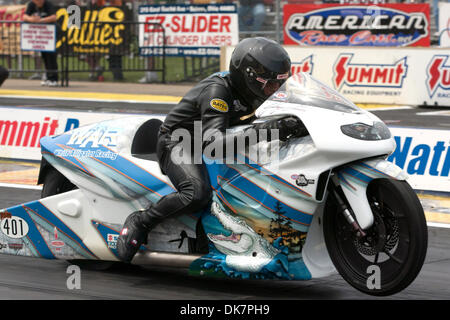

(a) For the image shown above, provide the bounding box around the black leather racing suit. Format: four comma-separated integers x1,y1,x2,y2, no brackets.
148,71,256,220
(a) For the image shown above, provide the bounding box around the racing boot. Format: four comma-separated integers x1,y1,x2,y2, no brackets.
116,208,160,263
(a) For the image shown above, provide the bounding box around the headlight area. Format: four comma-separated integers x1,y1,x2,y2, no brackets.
340,122,392,141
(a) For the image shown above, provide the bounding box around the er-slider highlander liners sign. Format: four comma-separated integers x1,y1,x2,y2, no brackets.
138,4,239,56
284,4,430,47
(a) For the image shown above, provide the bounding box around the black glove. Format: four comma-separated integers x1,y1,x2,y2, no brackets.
253,116,307,141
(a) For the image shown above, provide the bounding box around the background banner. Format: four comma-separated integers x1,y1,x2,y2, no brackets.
0,5,26,55
55,6,132,54
283,4,430,47
438,2,450,47
138,4,239,56
20,23,56,52
222,46,450,107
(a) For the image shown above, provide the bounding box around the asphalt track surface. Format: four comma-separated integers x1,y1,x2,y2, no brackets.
0,99,449,301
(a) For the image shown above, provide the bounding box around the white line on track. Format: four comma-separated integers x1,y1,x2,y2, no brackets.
416,110,450,116
0,182,42,190
365,106,413,111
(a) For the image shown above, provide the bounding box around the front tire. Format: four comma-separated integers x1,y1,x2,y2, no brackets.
324,178,428,296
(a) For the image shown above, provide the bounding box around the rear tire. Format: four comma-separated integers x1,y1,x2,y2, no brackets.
41,169,76,198
41,168,116,270
324,178,428,296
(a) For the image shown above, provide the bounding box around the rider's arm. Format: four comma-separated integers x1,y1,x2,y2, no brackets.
200,84,232,149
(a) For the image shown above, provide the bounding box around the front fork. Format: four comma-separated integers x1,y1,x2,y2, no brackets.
332,158,408,232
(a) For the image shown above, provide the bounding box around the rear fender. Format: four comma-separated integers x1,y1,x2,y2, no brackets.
336,158,408,230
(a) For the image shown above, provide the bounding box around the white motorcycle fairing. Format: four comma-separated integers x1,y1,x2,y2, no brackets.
0,73,408,282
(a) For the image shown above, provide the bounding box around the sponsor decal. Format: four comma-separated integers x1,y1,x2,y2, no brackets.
426,55,450,98
0,243,7,250
291,174,315,187
210,98,229,112
284,4,430,47
273,92,288,101
51,227,65,250
333,53,408,90
291,55,314,75
0,211,11,220
107,233,119,249
66,126,118,148
54,148,118,160
8,242,23,250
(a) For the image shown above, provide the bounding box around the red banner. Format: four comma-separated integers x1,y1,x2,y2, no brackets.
283,4,430,47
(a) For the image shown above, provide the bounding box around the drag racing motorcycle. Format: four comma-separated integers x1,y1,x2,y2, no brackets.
0,73,427,296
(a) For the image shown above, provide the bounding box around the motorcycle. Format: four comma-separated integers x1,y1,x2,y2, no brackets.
0,73,427,296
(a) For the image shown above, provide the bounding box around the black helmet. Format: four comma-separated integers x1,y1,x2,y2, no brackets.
229,37,291,110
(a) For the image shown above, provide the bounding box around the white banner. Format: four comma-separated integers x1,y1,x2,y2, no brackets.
138,4,239,56
388,127,450,192
221,46,450,107
438,2,450,47
0,107,164,161
20,23,56,52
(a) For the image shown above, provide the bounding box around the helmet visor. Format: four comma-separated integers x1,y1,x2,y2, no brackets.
249,70,290,98
256,76,288,96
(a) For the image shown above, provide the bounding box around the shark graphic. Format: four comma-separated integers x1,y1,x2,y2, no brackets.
207,202,280,273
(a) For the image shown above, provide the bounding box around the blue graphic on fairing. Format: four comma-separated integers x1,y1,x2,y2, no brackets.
3,201,97,259
39,123,314,279
195,159,313,280
338,162,395,191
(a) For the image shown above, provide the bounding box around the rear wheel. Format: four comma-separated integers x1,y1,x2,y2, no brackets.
324,178,428,296
41,169,77,198
41,168,116,270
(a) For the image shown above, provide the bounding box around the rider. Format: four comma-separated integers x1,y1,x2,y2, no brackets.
117,37,302,262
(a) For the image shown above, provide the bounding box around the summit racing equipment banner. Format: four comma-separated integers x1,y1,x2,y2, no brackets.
284,4,430,47
138,4,239,56
221,46,450,106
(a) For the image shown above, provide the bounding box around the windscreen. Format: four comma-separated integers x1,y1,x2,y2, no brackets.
267,73,361,113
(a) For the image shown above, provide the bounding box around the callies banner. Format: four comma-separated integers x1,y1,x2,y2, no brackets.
283,4,430,47
55,6,132,54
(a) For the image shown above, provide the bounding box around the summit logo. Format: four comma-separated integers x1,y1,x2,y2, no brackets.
426,55,450,98
333,53,408,90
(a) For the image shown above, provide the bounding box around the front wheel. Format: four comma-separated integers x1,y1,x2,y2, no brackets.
324,178,428,296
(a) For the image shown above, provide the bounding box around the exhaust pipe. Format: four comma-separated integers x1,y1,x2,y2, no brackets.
131,251,203,268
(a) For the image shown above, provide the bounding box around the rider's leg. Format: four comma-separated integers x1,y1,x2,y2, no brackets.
117,134,212,262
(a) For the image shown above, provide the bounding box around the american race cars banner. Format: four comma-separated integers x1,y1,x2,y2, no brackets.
283,4,430,47
138,4,239,56
438,2,450,47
